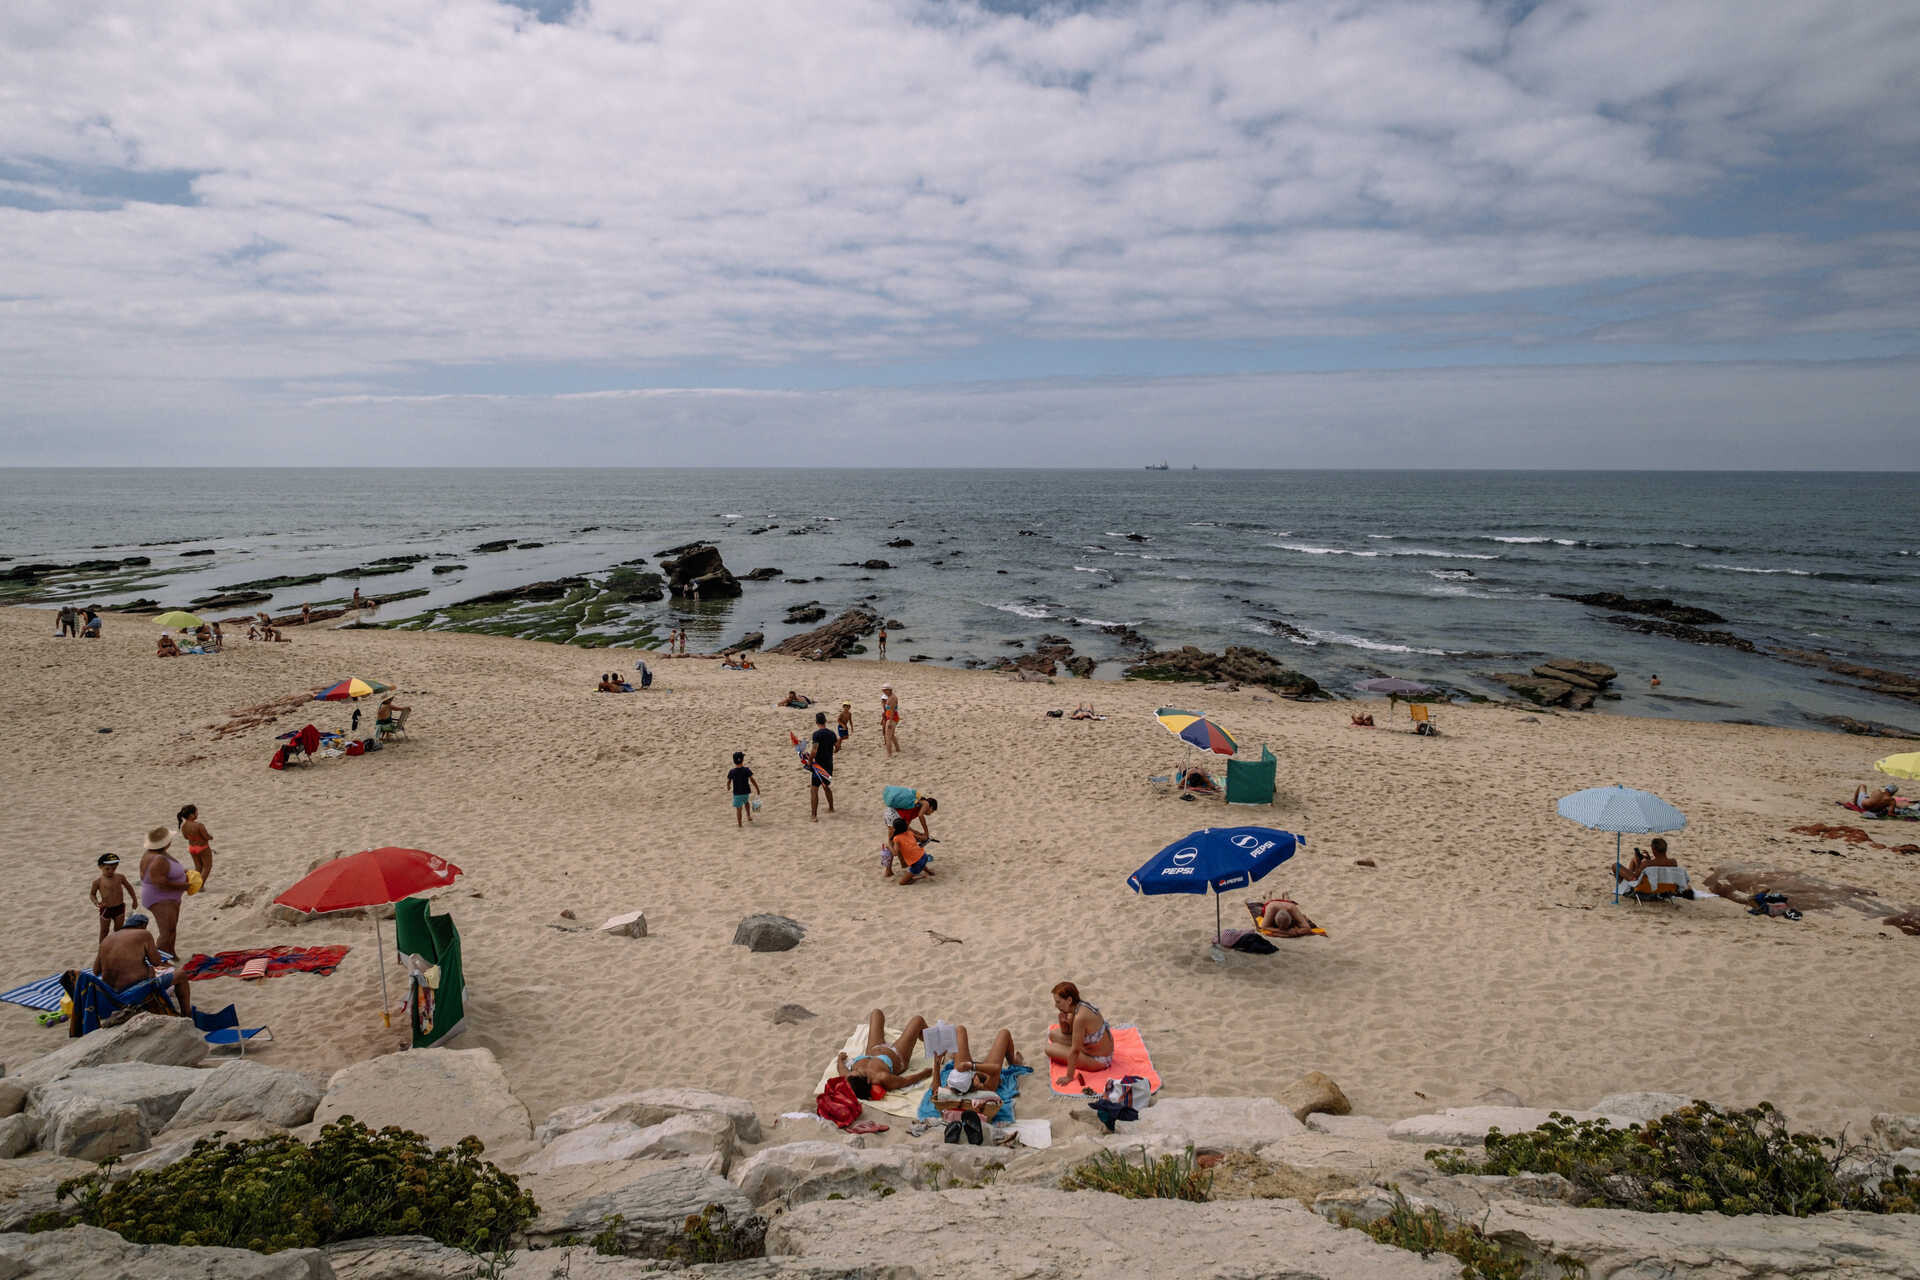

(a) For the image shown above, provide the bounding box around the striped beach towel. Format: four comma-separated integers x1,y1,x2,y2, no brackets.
0,974,66,1013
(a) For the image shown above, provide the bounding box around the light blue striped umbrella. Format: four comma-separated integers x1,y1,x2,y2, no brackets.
1557,785,1687,901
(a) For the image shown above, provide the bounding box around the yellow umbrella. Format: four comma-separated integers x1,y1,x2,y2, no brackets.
1876,753,1920,781
152,610,206,630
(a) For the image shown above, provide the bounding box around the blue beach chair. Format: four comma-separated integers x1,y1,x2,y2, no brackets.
191,1004,274,1056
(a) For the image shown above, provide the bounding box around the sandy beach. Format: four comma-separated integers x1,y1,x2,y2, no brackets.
3,603,1916,1140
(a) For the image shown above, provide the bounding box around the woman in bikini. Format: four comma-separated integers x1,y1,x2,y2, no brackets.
177,804,214,885
880,685,900,758
1045,981,1114,1087
933,1025,1024,1120
834,1009,934,1100
138,827,191,957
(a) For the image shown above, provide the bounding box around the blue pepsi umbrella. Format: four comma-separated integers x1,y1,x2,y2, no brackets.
1128,826,1302,941
1556,785,1686,901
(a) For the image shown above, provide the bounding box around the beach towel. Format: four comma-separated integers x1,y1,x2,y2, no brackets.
1,974,68,1012
1244,901,1329,938
915,1063,1032,1126
181,945,351,982
64,970,181,1035
1616,865,1692,899
1838,801,1919,821
813,1023,935,1119
1048,1025,1162,1098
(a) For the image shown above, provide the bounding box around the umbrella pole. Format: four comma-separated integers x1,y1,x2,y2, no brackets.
1613,832,1622,904
1215,890,1222,943
375,914,392,1029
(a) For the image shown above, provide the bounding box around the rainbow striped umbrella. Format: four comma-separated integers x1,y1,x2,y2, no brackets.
1155,708,1239,755
313,678,391,702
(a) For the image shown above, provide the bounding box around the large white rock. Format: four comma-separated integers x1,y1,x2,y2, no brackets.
536,1086,761,1146
1313,1167,1580,1228
169,1060,323,1130
1111,1095,1307,1151
312,1048,532,1156
6,1013,206,1090
26,1064,209,1160
767,1185,1457,1279
0,1082,25,1117
326,1234,486,1279
0,1154,95,1231
1481,1201,1920,1279
1873,1113,1920,1151
0,1113,34,1159
519,1112,734,1175
1589,1091,1691,1123
730,1140,1004,1209
529,1161,751,1256
1305,1113,1392,1140
0,1224,329,1278
1386,1106,1632,1147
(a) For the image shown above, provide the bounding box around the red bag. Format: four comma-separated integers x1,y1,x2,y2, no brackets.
345,741,365,756
269,747,286,770
816,1077,861,1129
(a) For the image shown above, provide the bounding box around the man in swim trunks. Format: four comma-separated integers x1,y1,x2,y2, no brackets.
835,1009,933,1099
836,702,854,745
808,711,838,821
93,913,191,1017
90,854,138,941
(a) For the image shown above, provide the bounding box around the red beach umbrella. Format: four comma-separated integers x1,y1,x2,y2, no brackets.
274,848,462,1027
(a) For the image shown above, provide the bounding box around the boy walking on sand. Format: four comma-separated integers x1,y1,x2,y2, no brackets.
89,854,139,941
728,751,760,827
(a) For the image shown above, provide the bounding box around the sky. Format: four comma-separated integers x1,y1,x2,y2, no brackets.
2,0,1918,467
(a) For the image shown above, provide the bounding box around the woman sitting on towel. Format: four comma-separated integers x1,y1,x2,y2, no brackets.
1256,894,1320,937
156,634,180,658
1046,981,1115,1087
835,1009,935,1100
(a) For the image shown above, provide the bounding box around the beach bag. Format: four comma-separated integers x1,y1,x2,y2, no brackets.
881,785,918,812
345,741,365,757
269,747,287,770
816,1077,861,1129
1103,1076,1150,1109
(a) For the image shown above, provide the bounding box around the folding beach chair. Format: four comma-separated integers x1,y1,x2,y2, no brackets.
377,709,409,742
61,970,183,1036
1616,864,1692,905
191,1004,273,1056
1408,703,1440,736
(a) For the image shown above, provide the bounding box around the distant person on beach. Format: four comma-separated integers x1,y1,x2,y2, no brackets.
1255,894,1319,937
138,828,192,958
835,1009,934,1099
891,794,937,841
808,712,837,821
1069,705,1102,720
889,817,933,884
210,622,223,651
1854,784,1901,815
177,804,215,885
81,608,100,638
301,602,312,624
1619,837,1679,881
377,695,410,734
156,634,179,658
877,627,887,659
880,685,900,757
56,605,78,637
727,751,759,827
90,854,138,941
837,701,854,744
1046,981,1115,1087
782,690,812,709
351,587,363,609
90,913,190,1017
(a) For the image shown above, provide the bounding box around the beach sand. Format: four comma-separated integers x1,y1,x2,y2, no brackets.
2,604,1916,1141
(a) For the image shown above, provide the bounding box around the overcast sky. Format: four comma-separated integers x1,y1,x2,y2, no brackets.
3,0,1917,466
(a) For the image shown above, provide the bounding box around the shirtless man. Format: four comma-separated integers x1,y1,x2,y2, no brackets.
835,1009,933,1100
1619,837,1679,882
1855,784,1901,816
91,913,190,1017
1256,895,1320,937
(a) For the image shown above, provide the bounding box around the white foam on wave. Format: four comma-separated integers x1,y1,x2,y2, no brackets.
1070,616,1132,628
1072,565,1109,575
1276,542,1381,557
1488,535,1582,546
1428,569,1475,580
719,513,742,519
1306,628,1459,656
991,601,1051,619
1392,547,1500,560
1700,562,1812,576
1276,541,1496,561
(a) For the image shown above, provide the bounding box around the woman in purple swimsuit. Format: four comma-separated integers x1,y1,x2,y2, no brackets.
138,827,189,956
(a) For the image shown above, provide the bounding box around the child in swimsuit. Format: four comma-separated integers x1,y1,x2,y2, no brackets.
890,820,933,885
837,702,853,742
89,854,138,942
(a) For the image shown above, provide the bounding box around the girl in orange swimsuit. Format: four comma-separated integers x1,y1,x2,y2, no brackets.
880,686,900,758
178,804,213,885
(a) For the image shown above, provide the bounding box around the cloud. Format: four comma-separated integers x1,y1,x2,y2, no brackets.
0,0,1915,462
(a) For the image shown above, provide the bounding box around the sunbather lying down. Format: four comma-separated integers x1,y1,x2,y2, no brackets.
1853,784,1905,815
934,1026,1023,1121
1177,767,1218,793
1068,704,1105,720
1252,895,1322,937
836,1009,934,1100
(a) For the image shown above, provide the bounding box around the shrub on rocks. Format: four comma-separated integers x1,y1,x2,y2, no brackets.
31,1118,537,1254
1059,1145,1213,1202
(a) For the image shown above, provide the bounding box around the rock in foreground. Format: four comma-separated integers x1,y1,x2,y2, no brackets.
311,1048,532,1155
767,608,878,660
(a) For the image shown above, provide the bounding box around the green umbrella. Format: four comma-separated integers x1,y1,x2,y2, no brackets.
152,611,206,630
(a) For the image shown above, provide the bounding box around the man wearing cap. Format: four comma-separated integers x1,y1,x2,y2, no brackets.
91,912,191,1018
1855,783,1903,816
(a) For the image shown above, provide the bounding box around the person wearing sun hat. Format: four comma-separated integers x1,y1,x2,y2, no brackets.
137,827,194,957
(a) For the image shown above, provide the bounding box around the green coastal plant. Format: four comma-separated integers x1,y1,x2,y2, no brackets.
34,1119,537,1253
662,1203,766,1263
1059,1145,1213,1201
1341,1192,1570,1280
1427,1103,1917,1216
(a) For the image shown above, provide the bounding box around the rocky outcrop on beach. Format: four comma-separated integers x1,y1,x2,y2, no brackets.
190,591,274,609
660,544,741,599
1770,646,1920,706
783,602,828,624
837,559,892,571
742,567,783,581
990,635,1076,677
1554,592,1726,625
470,539,517,553
767,608,878,660
1125,646,1322,697
1488,658,1619,710
1814,715,1920,739
449,578,589,609
1606,614,1757,651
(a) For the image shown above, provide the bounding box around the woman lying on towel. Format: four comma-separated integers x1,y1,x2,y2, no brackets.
835,1009,935,1100
1254,894,1321,937
933,1026,1024,1121
1046,981,1115,1087
781,691,814,709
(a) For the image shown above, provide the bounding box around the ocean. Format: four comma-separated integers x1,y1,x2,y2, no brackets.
2,468,1915,732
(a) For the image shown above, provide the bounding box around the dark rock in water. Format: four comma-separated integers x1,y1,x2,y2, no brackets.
1555,592,1725,625
368,554,428,566
516,541,545,550
1065,656,1097,678
992,636,1076,676
602,566,664,603
734,631,765,651
909,654,932,662
1123,532,1149,542
431,564,466,574
577,525,601,533
1124,645,1322,697
1813,715,1920,739
1255,617,1312,645
179,548,216,557
1004,640,1025,648
767,608,879,660
1603,615,1755,651
451,577,588,608
660,543,741,599
748,526,777,535
784,603,828,624
996,569,1008,574
885,618,904,629
620,557,650,566
1018,530,1038,536
772,1003,816,1024
1768,646,1920,706
1099,623,1154,653
1492,672,1593,709
120,599,161,612
732,914,805,952
189,591,272,609
656,541,707,558
341,561,412,577
742,567,783,581
885,538,914,548
217,572,328,591
471,539,518,553
1535,658,1618,688
838,559,893,570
